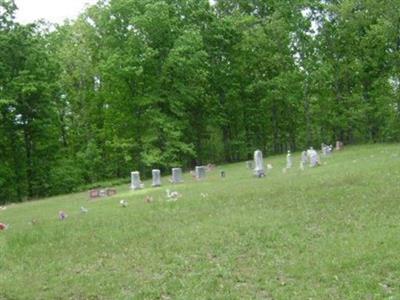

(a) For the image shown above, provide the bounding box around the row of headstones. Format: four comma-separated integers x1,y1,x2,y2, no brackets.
131,166,207,190
253,141,343,177
253,148,319,177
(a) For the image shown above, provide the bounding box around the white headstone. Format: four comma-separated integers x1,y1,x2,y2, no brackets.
286,150,292,169
131,171,142,190
152,169,161,187
254,150,265,177
172,168,183,184
195,166,206,179
322,143,333,156
308,149,320,167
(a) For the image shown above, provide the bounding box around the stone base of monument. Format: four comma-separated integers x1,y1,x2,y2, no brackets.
254,170,265,178
131,185,143,191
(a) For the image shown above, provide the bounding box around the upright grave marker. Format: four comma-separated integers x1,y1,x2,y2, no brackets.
300,150,308,170
195,166,206,179
254,150,265,177
172,168,183,184
131,171,142,190
307,148,320,167
286,150,292,169
321,143,333,156
152,169,161,187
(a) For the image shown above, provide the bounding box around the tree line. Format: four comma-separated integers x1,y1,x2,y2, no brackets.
1,0,400,203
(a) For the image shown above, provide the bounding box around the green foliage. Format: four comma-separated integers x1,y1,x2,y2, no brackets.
1,0,400,203
48,158,83,195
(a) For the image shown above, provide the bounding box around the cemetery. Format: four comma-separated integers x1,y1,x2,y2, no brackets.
1,0,400,298
1,143,400,299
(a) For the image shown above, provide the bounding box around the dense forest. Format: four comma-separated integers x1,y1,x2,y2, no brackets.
1,0,400,203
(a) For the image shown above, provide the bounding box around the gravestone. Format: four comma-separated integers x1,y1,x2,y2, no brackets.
321,144,332,156
172,168,183,184
89,189,100,198
306,147,314,158
336,141,343,150
106,188,117,196
195,166,206,179
131,171,142,190
253,150,265,177
152,169,161,187
286,150,292,169
308,149,320,167
89,188,117,198
99,189,107,197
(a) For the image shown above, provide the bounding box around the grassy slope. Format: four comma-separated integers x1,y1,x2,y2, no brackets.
0,144,399,299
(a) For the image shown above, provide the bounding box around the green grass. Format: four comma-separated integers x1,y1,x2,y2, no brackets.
1,144,400,299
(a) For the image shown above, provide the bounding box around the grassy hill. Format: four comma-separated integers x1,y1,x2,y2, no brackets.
1,144,400,299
